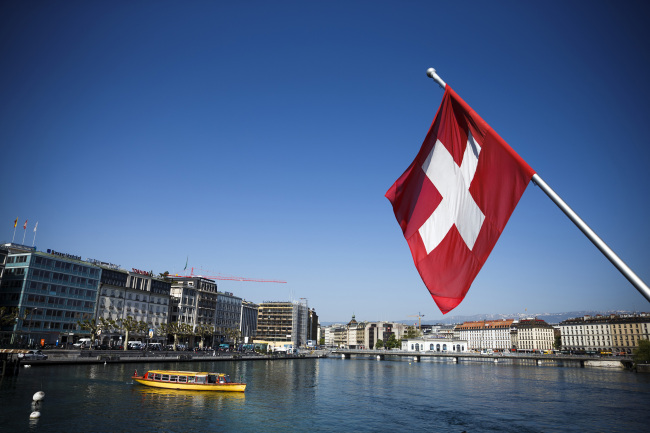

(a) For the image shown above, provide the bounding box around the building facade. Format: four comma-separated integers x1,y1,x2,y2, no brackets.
240,300,259,343
95,265,171,346
255,300,310,348
0,245,101,346
401,338,468,353
455,319,515,351
559,314,650,354
216,291,243,345
510,319,554,352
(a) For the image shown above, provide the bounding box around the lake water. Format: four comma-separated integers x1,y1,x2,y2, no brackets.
1,357,649,432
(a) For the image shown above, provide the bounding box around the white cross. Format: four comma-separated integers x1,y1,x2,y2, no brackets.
419,132,485,254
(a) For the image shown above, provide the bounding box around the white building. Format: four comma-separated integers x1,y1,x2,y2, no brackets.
455,319,515,351
401,338,468,353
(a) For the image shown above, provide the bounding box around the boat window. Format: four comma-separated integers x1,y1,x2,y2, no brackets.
218,376,225,383
178,376,187,383
187,376,195,383
154,374,162,381
161,375,169,381
169,375,178,382
208,375,216,384
224,375,232,383
195,375,206,384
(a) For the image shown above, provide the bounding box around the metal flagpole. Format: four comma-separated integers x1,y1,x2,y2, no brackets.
426,67,650,303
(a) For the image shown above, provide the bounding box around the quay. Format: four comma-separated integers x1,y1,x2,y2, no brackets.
10,348,329,370
333,349,636,369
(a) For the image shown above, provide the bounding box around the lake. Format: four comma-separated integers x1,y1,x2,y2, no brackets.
1,357,649,432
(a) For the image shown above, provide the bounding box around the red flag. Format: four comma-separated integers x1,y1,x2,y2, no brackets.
23,219,28,229
386,86,536,314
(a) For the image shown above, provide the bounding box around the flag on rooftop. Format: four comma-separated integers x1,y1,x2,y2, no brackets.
13,218,17,228
386,86,535,314
23,219,28,230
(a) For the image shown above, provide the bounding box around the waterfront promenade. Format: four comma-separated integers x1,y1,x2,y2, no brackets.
17,348,329,367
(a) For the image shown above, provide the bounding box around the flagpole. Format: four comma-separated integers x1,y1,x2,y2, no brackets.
426,67,650,303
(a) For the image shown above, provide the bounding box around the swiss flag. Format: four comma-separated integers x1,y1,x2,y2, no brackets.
386,87,536,314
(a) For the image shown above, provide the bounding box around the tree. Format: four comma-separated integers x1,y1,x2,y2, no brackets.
633,339,650,366
0,306,19,327
77,319,101,344
225,327,241,347
385,334,399,350
195,324,215,349
375,339,384,349
554,335,562,350
160,322,193,350
404,326,421,339
119,316,147,350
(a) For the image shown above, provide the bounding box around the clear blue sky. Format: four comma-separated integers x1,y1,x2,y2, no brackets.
2,1,649,323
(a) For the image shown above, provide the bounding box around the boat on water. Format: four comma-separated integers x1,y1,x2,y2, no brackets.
132,369,246,392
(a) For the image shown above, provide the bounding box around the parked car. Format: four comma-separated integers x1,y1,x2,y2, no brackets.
19,350,48,360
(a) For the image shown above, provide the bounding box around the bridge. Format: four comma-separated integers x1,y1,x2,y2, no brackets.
331,349,635,369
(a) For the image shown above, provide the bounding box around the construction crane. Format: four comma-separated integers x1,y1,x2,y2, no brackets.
172,267,287,283
408,312,425,329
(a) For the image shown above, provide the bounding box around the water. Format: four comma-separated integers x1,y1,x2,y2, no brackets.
1,357,649,432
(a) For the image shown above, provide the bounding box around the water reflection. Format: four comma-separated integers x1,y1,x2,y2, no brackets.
132,385,245,408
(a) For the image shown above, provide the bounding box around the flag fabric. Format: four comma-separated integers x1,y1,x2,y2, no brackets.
13,218,18,228
34,221,38,232
23,220,27,229
386,86,536,314
184,256,188,271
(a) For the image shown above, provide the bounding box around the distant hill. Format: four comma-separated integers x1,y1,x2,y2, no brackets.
320,310,644,327
423,310,643,325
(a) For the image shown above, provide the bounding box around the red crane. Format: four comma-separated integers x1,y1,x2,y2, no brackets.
172,267,287,284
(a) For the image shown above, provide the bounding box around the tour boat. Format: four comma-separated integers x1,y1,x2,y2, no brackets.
132,369,246,392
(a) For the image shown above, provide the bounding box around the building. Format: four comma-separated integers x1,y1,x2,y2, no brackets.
559,313,650,354
559,315,613,353
255,299,310,349
0,245,7,280
94,263,171,347
308,308,319,344
401,338,468,353
240,300,259,344
322,324,346,347
0,245,101,346
455,319,515,351
611,314,650,354
510,319,554,352
216,291,243,345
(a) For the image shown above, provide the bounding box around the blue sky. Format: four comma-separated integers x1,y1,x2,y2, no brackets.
2,1,649,324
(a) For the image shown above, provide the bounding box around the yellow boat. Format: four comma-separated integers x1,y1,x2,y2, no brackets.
132,369,246,392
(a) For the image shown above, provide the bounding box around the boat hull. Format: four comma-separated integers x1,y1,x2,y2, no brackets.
133,377,246,392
